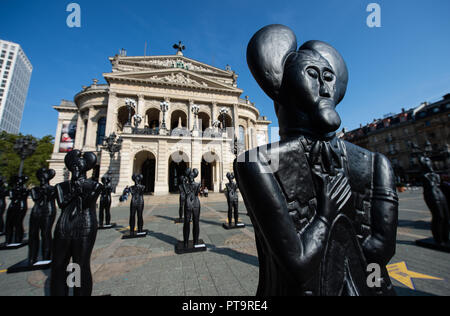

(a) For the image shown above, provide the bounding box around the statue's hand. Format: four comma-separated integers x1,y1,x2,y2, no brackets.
312,170,352,224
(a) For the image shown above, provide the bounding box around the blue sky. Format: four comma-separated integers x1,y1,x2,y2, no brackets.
1,0,449,138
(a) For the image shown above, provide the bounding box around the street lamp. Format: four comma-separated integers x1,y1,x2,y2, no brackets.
13,136,37,177
219,107,229,132
133,114,143,131
191,104,200,131
160,101,170,131
125,98,137,126
102,132,123,160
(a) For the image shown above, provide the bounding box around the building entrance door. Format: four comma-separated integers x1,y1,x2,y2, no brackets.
142,158,156,194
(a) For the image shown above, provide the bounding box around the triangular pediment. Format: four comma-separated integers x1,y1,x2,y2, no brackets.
111,55,231,76
104,68,242,93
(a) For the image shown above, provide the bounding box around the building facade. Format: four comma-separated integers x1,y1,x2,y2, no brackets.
48,49,271,195
342,94,450,184
0,40,33,134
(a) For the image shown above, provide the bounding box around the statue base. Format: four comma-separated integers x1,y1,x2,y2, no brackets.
7,259,51,274
416,238,450,253
174,218,184,224
175,240,207,255
222,222,245,230
0,241,28,251
122,230,148,239
98,223,117,230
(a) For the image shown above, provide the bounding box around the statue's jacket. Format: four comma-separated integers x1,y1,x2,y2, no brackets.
235,135,398,296
55,180,102,239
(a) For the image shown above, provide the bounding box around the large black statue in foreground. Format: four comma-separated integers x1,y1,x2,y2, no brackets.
51,150,102,296
234,25,398,296
4,175,29,246
98,176,114,228
0,176,8,236
28,168,57,265
223,172,244,229
418,156,449,247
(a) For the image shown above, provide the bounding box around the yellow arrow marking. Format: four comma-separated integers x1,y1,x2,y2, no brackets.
387,261,443,290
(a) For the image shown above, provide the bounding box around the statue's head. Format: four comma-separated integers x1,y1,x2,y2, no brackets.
189,168,199,183
11,175,29,187
419,156,434,173
185,168,192,177
226,172,235,181
247,24,348,138
64,150,97,180
101,176,111,185
132,174,143,185
36,168,56,185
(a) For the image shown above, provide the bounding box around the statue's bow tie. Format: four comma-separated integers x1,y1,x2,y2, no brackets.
308,140,342,175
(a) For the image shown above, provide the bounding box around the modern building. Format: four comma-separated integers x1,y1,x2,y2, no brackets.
342,94,450,184
0,40,33,134
48,46,271,195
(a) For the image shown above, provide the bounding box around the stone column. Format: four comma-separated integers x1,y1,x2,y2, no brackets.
211,102,218,126
53,118,63,154
188,99,194,131
84,108,97,151
137,94,145,128
115,137,132,194
233,104,239,138
74,111,84,150
191,138,202,181
246,118,251,149
105,92,118,135
155,139,169,195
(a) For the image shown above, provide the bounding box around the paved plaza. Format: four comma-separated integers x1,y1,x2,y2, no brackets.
0,190,449,296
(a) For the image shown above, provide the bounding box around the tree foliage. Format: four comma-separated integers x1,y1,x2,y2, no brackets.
0,131,54,186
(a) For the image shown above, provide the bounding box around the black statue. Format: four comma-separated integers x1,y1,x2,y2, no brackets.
0,176,8,236
4,175,29,246
28,168,57,265
176,175,188,223
122,174,146,238
98,176,114,228
418,156,449,247
234,25,398,296
50,150,103,296
176,168,205,253
223,172,244,229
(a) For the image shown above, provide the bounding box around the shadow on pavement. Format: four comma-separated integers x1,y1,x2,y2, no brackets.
398,220,430,231
146,230,179,247
209,247,259,267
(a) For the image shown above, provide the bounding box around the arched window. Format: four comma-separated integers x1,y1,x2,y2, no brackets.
96,117,106,145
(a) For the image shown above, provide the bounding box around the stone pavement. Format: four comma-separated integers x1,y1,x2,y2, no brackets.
0,190,448,296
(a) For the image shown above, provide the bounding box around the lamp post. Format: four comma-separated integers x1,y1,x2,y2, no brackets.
191,104,200,131
102,132,123,160
125,98,137,127
160,101,170,131
219,107,228,133
102,133,123,192
133,114,143,131
13,136,37,177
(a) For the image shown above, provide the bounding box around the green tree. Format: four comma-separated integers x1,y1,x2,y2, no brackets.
0,131,54,186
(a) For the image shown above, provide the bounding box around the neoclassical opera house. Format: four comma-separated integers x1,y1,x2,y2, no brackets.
48,46,271,195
